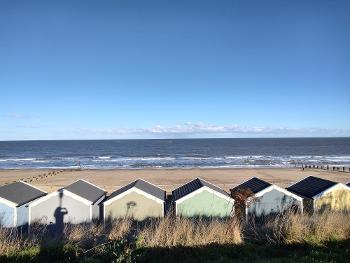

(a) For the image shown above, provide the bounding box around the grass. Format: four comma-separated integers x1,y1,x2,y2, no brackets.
1,212,350,262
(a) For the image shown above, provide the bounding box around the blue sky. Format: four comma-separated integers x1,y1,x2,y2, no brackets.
0,0,349,140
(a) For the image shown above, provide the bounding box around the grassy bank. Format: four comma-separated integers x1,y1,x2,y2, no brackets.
1,212,350,262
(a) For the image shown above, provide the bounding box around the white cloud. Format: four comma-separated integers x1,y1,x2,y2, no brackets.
2,123,349,140
72,123,350,138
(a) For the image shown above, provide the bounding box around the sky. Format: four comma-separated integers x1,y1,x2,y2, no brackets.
0,0,350,140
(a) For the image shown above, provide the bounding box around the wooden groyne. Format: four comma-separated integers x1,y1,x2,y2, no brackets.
4,169,82,185
302,164,350,173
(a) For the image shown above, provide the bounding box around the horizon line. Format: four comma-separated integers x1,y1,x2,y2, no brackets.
1,136,350,142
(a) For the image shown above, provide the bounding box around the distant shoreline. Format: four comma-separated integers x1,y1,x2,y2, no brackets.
0,166,296,171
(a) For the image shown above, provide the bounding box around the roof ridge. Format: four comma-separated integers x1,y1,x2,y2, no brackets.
230,177,270,189
135,178,164,190
107,179,165,202
18,181,47,193
196,177,228,192
308,176,336,184
288,176,337,187
286,176,338,199
66,179,106,192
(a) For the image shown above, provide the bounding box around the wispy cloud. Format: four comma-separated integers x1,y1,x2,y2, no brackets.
73,123,350,138
14,125,41,129
6,113,31,120
2,123,349,140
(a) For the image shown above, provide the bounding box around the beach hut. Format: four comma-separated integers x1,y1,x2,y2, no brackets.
0,181,46,228
230,177,303,219
28,180,106,225
172,178,234,218
103,179,166,221
287,176,350,213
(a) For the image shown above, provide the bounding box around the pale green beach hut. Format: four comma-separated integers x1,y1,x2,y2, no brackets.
172,178,234,217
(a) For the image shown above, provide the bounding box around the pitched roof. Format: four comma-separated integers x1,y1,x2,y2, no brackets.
107,179,165,202
0,181,46,206
286,176,337,199
230,177,272,194
172,178,229,201
64,180,106,203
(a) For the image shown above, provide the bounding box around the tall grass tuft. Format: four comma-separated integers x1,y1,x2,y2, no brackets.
136,215,242,247
285,212,350,245
245,210,350,245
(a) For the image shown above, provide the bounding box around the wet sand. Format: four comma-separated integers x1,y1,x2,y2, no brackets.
1,168,349,194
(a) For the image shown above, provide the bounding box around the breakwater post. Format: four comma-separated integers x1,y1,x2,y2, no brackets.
302,164,350,173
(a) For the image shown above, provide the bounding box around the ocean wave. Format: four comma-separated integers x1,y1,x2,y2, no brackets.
95,156,112,159
0,154,350,169
180,156,223,161
225,155,265,159
0,158,37,161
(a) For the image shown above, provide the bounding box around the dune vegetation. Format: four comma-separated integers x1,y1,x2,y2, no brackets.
1,211,350,262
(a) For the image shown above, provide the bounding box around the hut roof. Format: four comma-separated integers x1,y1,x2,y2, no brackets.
230,177,272,195
286,176,337,199
0,181,46,207
107,179,165,202
172,178,229,201
64,180,106,203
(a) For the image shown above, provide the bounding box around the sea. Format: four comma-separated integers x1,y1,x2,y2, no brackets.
0,138,350,169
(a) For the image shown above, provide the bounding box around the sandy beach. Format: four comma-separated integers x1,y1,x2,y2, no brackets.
1,168,349,194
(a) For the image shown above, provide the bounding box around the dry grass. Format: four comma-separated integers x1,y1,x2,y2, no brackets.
285,212,350,244
136,216,242,247
0,223,51,255
246,210,350,245
0,228,23,255
105,218,132,241
0,212,350,258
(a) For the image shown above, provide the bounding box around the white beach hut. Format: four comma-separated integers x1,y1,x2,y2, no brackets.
28,180,106,225
0,181,46,228
230,177,303,218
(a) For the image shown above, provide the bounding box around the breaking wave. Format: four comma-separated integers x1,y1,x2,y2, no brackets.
0,155,349,169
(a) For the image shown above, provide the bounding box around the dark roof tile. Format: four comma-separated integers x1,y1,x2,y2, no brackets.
64,180,106,203
107,179,165,202
172,178,229,201
230,177,271,194
0,182,46,206
286,176,337,199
